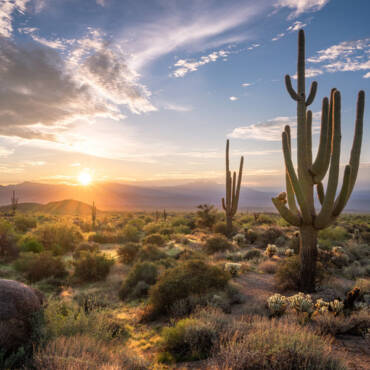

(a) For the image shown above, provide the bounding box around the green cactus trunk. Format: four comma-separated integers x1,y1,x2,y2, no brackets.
272,30,365,292
222,140,244,237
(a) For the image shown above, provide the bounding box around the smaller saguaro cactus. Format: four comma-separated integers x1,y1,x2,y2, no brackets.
91,201,97,229
155,210,159,222
222,140,244,237
163,209,167,222
11,190,18,216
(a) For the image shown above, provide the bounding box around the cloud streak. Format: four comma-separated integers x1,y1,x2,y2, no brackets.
276,0,330,18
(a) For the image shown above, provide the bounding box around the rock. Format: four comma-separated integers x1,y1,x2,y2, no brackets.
0,279,44,353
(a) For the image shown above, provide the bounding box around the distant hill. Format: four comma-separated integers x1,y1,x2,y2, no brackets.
0,199,95,216
0,181,369,212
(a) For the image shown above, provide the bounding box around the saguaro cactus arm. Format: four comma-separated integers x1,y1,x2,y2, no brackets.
284,126,298,214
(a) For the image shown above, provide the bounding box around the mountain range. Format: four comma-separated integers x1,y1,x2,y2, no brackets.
0,181,369,213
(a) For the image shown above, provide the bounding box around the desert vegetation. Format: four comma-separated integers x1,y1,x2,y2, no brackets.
0,30,368,370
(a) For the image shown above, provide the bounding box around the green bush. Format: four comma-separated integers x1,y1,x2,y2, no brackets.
88,231,118,244
121,224,141,242
148,260,230,317
275,255,324,291
73,242,100,259
0,219,19,261
137,244,166,262
73,251,114,282
33,223,83,254
19,236,44,253
14,215,37,232
204,234,233,254
244,248,262,260
213,222,228,236
245,229,258,244
14,252,67,282
161,318,216,362
196,204,217,229
119,262,158,300
117,242,140,264
319,226,348,242
143,233,165,247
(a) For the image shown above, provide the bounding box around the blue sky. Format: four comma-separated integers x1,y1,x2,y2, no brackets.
0,0,369,190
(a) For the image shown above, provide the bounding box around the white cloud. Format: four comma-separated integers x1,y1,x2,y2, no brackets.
292,68,323,79
172,49,229,78
287,21,307,32
163,103,193,112
96,0,107,6
242,82,252,87
19,27,67,49
0,146,14,157
228,114,320,141
248,43,260,50
229,96,239,101
0,0,30,37
307,38,370,76
276,0,329,18
272,33,285,41
364,72,370,79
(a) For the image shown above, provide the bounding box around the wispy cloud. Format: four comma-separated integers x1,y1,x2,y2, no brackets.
276,0,330,18
287,21,307,32
0,0,30,38
228,113,320,141
247,43,260,50
292,68,323,79
272,33,285,41
364,72,370,79
229,96,239,101
242,82,253,87
172,50,229,78
162,103,193,112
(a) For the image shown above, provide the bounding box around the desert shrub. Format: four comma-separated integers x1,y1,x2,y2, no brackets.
143,222,161,235
73,251,114,282
19,235,44,253
259,260,278,274
0,219,19,261
121,224,141,242
342,261,369,280
265,243,278,257
319,226,348,243
259,227,284,246
161,318,216,362
275,255,325,291
213,221,228,236
14,215,37,232
346,243,369,262
254,213,275,225
34,335,148,370
33,223,83,254
224,262,241,277
315,310,370,336
137,244,166,262
126,217,145,230
245,229,258,244
143,233,165,246
14,252,67,282
148,260,230,317
244,248,262,260
117,242,140,264
204,234,233,254
73,242,99,259
119,262,158,300
213,317,345,370
196,204,217,229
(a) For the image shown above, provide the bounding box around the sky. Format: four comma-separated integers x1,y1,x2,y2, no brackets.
0,0,369,190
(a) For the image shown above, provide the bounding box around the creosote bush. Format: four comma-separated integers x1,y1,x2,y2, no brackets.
0,219,19,261
204,234,233,254
117,242,140,264
147,260,230,318
73,251,114,282
119,261,158,300
143,233,166,247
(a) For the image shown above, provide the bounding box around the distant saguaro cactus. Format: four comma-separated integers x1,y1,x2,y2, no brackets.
222,140,244,237
91,201,97,229
163,209,167,222
11,190,18,216
272,30,365,292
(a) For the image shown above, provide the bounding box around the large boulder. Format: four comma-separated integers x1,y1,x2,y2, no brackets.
0,279,44,353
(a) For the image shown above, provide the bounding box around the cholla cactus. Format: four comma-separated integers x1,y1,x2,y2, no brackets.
267,293,288,317
329,299,344,315
315,298,330,314
265,244,278,258
272,29,365,292
225,262,241,277
332,246,345,255
222,140,244,237
288,292,314,315
285,248,294,257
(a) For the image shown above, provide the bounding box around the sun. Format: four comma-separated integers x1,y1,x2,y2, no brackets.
78,172,92,186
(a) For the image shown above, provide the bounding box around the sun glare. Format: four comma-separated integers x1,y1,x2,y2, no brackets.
78,172,92,186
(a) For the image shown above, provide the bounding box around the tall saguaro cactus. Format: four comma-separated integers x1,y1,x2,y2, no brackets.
272,30,365,292
222,140,244,237
11,190,18,216
91,201,97,230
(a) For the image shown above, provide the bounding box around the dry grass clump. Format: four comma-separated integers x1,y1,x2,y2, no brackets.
258,259,278,274
212,316,345,370
34,335,148,370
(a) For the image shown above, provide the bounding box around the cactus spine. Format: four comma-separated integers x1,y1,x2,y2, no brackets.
222,140,244,237
272,29,365,292
11,190,18,216
91,201,97,230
